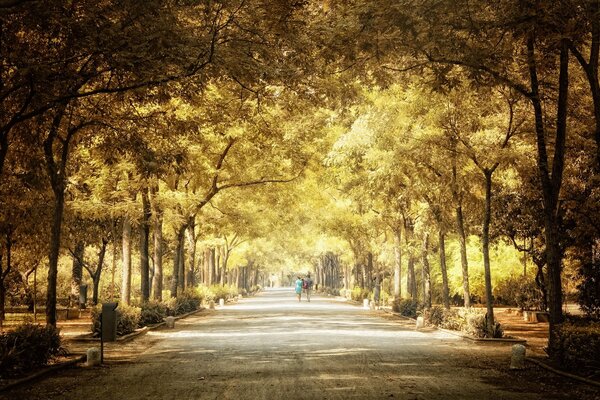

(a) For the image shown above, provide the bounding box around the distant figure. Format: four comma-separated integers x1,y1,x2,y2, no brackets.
295,276,303,302
303,273,314,302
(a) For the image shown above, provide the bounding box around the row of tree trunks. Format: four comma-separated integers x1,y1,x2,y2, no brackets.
317,252,341,289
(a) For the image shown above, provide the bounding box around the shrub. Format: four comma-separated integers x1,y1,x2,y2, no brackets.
577,261,600,319
0,323,64,377
550,318,600,368
91,304,141,337
350,286,371,302
462,309,504,339
392,298,421,318
423,305,445,326
196,285,215,304
167,289,202,316
209,284,238,302
139,301,169,327
494,275,544,310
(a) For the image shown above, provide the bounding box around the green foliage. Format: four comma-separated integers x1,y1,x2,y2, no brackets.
494,275,545,310
166,289,202,316
392,298,421,318
577,261,600,319
139,301,169,327
464,312,503,339
422,306,503,338
91,304,141,337
550,319,600,368
350,286,371,302
209,285,239,302
0,323,63,377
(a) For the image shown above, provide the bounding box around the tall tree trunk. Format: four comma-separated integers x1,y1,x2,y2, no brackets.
450,135,471,308
209,248,216,285
438,229,450,309
0,230,13,328
421,233,431,309
91,239,108,305
177,229,185,292
170,226,185,297
526,34,568,354
393,227,402,299
140,187,151,302
121,217,132,305
71,241,84,307
43,105,69,327
152,211,163,301
482,170,496,336
186,218,196,287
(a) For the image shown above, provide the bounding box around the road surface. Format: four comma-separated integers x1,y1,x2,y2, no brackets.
2,288,598,399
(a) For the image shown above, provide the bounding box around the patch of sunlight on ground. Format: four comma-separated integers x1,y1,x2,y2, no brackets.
151,328,458,340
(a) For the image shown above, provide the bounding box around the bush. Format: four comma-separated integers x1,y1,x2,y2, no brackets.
423,305,445,326
91,304,141,337
462,309,504,339
139,301,169,327
350,286,371,302
577,261,600,319
392,298,421,318
494,275,544,310
209,284,239,302
0,323,64,377
166,289,202,316
550,319,600,368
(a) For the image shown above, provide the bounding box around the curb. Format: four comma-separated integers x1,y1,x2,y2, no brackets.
70,308,206,343
0,307,208,393
381,308,527,344
0,355,86,393
526,358,600,388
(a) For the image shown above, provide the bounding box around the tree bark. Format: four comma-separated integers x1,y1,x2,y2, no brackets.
186,218,196,287
450,136,471,308
421,232,431,309
438,229,450,309
527,34,568,350
482,170,496,335
71,241,84,307
152,210,163,301
393,227,402,299
140,187,152,301
121,217,132,305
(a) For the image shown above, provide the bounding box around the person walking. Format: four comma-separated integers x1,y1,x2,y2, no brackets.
295,276,303,302
303,273,314,302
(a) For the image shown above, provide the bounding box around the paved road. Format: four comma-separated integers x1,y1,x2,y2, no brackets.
2,289,596,399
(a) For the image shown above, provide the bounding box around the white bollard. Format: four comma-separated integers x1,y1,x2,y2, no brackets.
209,300,215,310
219,298,225,307
363,299,370,309
510,344,526,369
416,316,424,329
86,347,101,367
165,316,176,329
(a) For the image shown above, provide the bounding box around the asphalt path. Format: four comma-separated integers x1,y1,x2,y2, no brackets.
2,288,596,399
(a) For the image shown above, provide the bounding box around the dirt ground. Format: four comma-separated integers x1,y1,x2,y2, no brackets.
2,289,599,400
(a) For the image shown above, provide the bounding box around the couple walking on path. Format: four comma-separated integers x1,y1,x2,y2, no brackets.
295,273,313,302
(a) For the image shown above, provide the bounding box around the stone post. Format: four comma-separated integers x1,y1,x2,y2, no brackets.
510,344,526,369
165,316,176,329
86,348,101,367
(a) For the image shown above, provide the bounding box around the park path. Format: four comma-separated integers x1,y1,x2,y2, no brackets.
0,288,591,399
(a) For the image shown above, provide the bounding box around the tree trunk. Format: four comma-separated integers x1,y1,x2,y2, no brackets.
527,34,568,352
209,248,216,285
152,211,163,301
186,218,196,287
121,217,132,305
438,229,450,309
91,239,108,305
140,187,151,302
71,241,84,307
393,227,402,299
482,170,496,336
421,232,431,309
